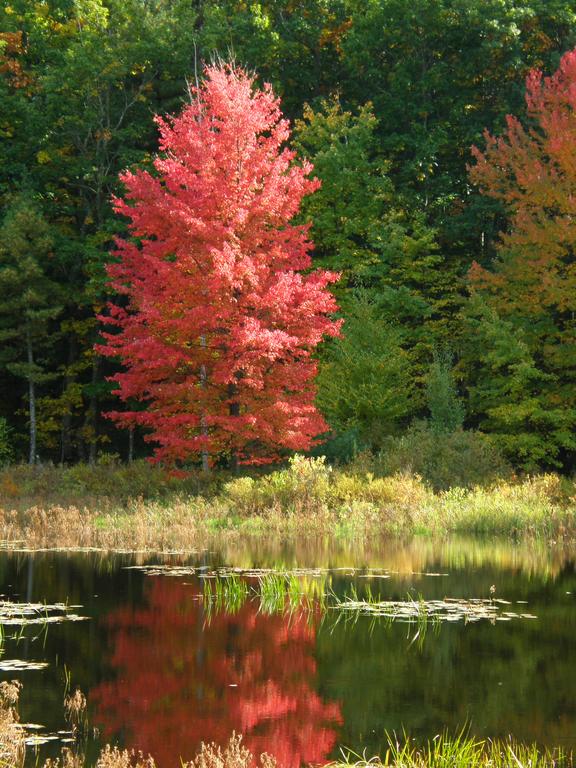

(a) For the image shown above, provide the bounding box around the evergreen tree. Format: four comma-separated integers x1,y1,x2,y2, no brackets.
293,97,461,360
461,297,574,470
0,197,62,463
316,295,415,450
426,349,465,434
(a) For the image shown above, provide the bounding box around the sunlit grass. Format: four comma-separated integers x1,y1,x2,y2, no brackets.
1,458,575,551
334,729,574,768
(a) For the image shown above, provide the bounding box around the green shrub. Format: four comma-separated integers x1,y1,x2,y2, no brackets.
224,455,331,515
375,422,511,491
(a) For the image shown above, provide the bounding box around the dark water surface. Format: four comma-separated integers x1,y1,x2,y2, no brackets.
1,537,576,766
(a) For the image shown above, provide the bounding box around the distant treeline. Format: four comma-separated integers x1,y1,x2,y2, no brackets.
1,0,576,471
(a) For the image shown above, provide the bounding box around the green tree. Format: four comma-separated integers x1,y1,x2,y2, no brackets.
426,349,465,434
340,0,576,265
0,417,13,466
0,197,62,463
294,97,461,377
200,0,349,116
316,295,415,450
0,0,201,462
460,297,576,470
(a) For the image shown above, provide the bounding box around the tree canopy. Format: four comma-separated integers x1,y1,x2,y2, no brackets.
2,0,576,471
98,64,340,466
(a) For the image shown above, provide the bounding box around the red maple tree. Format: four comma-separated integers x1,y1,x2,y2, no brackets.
469,48,576,314
98,63,341,466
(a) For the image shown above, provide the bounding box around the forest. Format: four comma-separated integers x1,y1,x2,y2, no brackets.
2,0,576,478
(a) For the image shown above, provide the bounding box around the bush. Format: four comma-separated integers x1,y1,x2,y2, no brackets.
224,455,331,515
0,458,219,505
375,422,511,490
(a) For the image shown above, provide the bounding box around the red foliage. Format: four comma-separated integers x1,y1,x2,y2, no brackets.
469,48,576,319
98,63,341,465
91,579,342,768
0,32,32,90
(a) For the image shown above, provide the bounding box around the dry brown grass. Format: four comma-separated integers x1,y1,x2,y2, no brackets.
64,687,88,737
43,748,86,768
93,746,156,768
41,735,274,768
43,747,156,768
0,680,24,768
1,458,575,552
183,734,276,768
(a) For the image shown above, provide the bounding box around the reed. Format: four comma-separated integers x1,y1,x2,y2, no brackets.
335,730,574,768
1,459,575,551
0,680,24,768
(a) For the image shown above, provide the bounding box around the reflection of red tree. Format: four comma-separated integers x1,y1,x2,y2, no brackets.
91,580,342,768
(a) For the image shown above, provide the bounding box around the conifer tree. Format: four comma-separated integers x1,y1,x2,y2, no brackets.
0,197,61,463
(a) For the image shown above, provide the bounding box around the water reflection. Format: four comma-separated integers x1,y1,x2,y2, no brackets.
0,539,575,766
91,579,342,767
208,536,575,580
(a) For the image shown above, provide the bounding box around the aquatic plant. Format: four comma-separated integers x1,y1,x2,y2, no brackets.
64,688,88,737
2,680,574,768
333,593,536,624
336,729,574,768
203,574,250,616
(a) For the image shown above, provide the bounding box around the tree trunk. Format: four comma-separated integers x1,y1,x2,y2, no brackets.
200,335,209,473
26,331,36,466
128,426,134,464
60,333,78,464
82,354,100,466
228,380,240,474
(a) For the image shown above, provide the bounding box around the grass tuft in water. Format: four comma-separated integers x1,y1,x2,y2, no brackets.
203,574,250,616
335,730,574,768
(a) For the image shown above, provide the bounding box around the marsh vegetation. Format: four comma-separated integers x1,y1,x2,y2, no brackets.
1,457,575,552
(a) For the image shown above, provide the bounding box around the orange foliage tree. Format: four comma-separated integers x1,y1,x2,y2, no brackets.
465,48,576,467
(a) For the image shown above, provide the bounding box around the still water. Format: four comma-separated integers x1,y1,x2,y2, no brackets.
1,537,576,766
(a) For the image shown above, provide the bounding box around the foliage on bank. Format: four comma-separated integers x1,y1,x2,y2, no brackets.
0,456,574,549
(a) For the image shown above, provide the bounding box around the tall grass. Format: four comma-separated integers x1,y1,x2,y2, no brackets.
0,456,575,550
0,681,24,768
336,730,574,768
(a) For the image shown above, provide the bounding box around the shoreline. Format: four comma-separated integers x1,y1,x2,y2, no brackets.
1,458,575,551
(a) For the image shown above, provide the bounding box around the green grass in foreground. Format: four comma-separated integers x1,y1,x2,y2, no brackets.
0,456,575,549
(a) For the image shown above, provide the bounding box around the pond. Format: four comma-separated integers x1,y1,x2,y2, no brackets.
1,537,576,766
